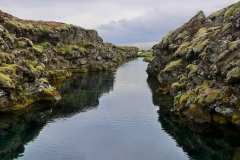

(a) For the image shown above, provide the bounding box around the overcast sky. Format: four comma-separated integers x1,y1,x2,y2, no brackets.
0,0,238,47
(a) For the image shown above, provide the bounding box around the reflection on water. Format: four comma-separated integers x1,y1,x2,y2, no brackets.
1,59,240,160
0,72,115,160
148,77,240,160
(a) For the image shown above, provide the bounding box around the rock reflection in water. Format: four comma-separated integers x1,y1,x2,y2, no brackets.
0,72,114,160
147,77,240,160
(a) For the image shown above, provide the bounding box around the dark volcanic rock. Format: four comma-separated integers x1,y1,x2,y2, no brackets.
0,10,138,111
147,2,240,126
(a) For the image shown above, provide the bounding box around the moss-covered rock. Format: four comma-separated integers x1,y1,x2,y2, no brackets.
148,1,240,127
226,67,240,83
163,59,183,72
186,64,198,75
171,82,186,92
0,9,139,111
0,52,15,64
224,2,240,19
0,72,14,88
16,37,33,48
228,40,240,51
174,42,191,56
40,86,61,101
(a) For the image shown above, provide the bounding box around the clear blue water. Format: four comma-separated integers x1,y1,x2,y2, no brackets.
0,59,239,160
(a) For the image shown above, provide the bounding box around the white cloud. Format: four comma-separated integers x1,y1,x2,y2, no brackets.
0,0,238,46
98,0,239,45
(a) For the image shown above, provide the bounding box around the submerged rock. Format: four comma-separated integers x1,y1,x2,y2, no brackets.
147,1,240,126
0,10,138,111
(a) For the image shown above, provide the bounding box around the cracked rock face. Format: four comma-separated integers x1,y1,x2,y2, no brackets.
147,2,240,126
0,10,138,111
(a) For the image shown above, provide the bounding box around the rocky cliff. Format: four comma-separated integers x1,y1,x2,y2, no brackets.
0,10,138,112
147,2,240,126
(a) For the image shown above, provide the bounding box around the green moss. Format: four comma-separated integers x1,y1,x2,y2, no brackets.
32,42,51,54
174,91,195,108
48,69,72,81
203,89,222,104
2,31,15,44
138,51,152,57
35,65,45,71
39,86,61,101
79,46,88,53
169,44,178,50
75,68,88,73
196,81,209,92
39,42,50,48
0,52,15,64
175,42,191,56
191,27,219,54
58,45,75,54
226,67,240,82
222,23,232,32
11,99,34,111
33,44,44,53
75,41,95,50
179,92,194,105
38,78,49,84
6,18,72,33
138,51,154,62
178,74,188,82
82,43,94,49
193,39,209,53
228,40,240,51
176,31,189,40
186,64,198,75
0,64,17,78
57,44,87,55
171,82,186,91
17,41,27,48
42,87,56,95
174,81,223,111
163,59,183,72
224,2,240,19
195,27,208,38
195,82,222,105
143,56,155,62
0,72,14,88
24,60,45,74
16,38,33,48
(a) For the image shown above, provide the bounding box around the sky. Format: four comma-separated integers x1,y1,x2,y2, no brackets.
0,0,238,48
